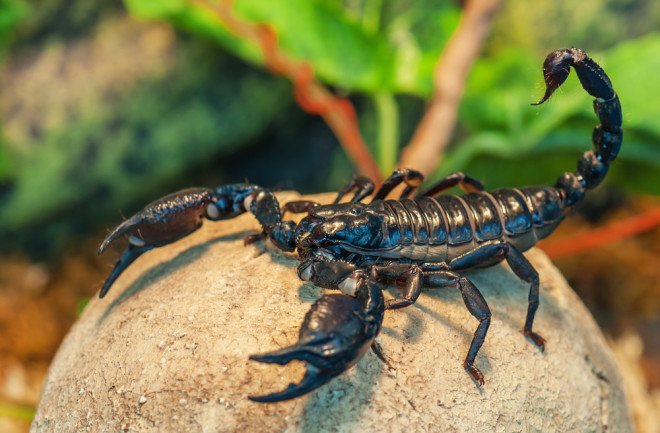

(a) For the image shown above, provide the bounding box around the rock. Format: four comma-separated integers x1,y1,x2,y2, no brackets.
32,192,634,432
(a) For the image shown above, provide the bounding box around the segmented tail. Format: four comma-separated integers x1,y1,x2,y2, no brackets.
534,48,623,208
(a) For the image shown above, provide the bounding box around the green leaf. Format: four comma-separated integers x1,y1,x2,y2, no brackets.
436,36,660,196
124,0,461,95
0,0,25,48
601,33,660,137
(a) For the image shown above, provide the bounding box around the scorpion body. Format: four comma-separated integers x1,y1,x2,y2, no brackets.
301,187,563,264
98,48,622,403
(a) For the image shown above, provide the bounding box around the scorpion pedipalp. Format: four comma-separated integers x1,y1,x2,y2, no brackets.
98,188,217,297
98,185,264,297
249,277,384,403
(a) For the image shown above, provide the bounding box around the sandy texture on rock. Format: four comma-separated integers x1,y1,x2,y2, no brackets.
32,193,634,432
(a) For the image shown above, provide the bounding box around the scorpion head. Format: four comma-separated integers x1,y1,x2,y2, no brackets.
296,211,387,258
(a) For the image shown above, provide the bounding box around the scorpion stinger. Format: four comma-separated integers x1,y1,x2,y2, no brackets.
98,48,622,401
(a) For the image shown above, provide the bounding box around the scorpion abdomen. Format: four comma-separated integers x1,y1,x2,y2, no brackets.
366,185,564,263
488,186,564,252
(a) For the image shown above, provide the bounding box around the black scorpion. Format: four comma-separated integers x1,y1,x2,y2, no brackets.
98,48,622,402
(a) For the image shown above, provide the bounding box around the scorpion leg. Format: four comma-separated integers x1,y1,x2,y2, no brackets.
426,271,492,385
371,264,424,310
334,175,375,203
418,172,484,197
249,267,384,402
373,168,425,200
503,245,545,348
280,200,319,218
448,240,545,350
370,263,492,384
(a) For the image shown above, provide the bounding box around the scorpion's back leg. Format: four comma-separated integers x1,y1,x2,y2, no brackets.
334,175,375,203
430,271,492,385
418,172,484,197
449,240,545,349
372,263,491,384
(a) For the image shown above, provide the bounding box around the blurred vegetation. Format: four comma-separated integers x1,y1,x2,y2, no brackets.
1,3,660,428
0,0,24,180
0,0,659,257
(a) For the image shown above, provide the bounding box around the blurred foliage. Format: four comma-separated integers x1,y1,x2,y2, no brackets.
124,0,461,96
0,0,25,180
490,0,660,52
0,0,659,256
123,0,461,174
125,0,660,194
0,3,294,254
438,34,660,195
0,0,23,52
0,403,34,421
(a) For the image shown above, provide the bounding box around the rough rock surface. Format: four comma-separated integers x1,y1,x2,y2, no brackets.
32,193,634,432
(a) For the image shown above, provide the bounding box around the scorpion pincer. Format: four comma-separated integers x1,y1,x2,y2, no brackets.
98,48,622,402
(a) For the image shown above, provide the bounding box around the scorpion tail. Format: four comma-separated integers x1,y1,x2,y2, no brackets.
534,48,622,208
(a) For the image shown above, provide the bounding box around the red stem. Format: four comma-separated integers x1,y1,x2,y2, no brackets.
193,0,382,185
539,206,660,258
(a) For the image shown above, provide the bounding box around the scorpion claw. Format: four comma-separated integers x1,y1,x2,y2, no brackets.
99,244,152,298
247,362,335,403
249,291,383,402
98,188,218,297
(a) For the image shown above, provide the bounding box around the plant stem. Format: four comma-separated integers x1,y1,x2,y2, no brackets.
0,403,36,421
362,0,383,34
398,0,503,177
374,92,399,175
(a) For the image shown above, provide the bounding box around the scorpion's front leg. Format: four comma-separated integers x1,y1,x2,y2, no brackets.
249,259,385,402
242,190,299,251
98,184,261,297
333,175,375,203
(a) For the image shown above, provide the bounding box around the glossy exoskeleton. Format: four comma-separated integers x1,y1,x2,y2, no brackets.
98,48,622,402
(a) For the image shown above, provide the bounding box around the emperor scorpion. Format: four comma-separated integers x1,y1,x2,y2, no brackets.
98,48,622,402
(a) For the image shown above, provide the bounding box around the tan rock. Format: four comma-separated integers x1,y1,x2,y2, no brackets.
32,193,634,432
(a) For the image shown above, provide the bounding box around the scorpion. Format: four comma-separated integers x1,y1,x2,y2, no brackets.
97,48,622,403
